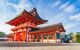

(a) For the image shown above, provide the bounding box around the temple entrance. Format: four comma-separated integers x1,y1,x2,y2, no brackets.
37,35,41,42
33,35,41,42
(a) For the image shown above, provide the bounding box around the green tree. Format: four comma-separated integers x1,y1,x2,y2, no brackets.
0,31,5,37
69,32,73,36
76,32,80,43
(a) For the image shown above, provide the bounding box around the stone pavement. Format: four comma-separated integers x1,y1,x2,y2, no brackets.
0,46,80,50
0,41,80,50
0,41,80,47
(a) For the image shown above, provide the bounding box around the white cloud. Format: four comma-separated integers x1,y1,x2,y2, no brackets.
0,0,11,34
0,0,33,34
50,0,61,8
38,19,62,27
70,13,80,21
63,4,75,13
7,0,33,13
58,2,76,14
63,0,80,14
0,22,12,34
64,23,79,30
38,23,51,27
59,2,69,10
64,23,80,34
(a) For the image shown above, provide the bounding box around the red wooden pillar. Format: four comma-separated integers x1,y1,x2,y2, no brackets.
26,28,28,42
47,33,49,43
30,34,32,42
52,32,56,43
41,34,44,42
26,32,30,42
26,33,28,42
31,34,34,42
13,33,16,41
27,27,31,42
52,33,55,40
28,33,31,42
55,32,56,40
36,34,38,42
28,33,29,42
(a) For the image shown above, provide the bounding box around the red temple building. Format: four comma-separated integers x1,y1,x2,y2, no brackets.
6,8,65,43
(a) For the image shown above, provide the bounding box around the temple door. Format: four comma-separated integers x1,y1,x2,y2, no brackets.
21,31,26,41
16,33,21,41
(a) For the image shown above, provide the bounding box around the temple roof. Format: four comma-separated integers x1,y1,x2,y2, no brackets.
6,8,47,25
29,8,46,21
29,23,65,34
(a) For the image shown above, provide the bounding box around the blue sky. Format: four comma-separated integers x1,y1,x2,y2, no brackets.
0,0,80,34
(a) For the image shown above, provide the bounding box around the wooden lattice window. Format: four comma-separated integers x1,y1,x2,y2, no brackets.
56,33,60,39
44,34,47,39
48,34,53,39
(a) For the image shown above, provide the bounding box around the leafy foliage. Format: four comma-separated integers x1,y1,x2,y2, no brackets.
76,33,80,43
0,31,5,37
69,32,73,36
